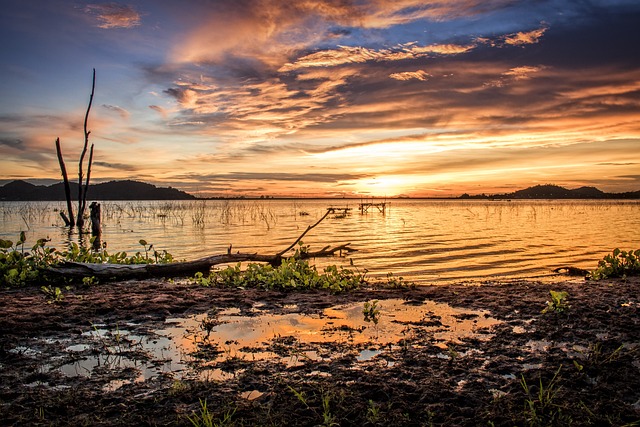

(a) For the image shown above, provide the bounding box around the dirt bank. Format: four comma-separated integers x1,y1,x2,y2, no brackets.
1,277,639,426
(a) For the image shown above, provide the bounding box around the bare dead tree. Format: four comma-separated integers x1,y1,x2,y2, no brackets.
55,137,75,227
76,68,96,229
55,69,96,231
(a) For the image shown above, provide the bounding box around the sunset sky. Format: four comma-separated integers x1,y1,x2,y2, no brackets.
1,0,639,197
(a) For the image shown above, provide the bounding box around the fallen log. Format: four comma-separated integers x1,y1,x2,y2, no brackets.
47,244,356,280
47,209,356,281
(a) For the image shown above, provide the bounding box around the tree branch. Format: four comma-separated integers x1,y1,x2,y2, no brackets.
276,208,332,257
76,68,96,228
55,137,75,227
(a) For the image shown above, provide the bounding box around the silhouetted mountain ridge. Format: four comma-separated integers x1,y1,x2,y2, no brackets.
495,184,639,199
0,180,195,201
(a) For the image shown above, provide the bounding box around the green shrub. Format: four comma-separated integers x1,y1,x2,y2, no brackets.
542,290,570,314
590,248,640,280
0,234,174,287
204,256,367,293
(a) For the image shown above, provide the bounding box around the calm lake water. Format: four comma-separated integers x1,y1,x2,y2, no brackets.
1,199,638,284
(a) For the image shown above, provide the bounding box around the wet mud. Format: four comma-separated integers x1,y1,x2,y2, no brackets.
1,277,639,426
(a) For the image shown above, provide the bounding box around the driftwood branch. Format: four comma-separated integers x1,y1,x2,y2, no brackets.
47,244,356,280
47,209,356,281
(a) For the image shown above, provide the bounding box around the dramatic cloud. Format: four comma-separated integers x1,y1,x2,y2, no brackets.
2,1,639,195
280,43,474,72
84,3,141,29
171,0,509,66
162,70,352,141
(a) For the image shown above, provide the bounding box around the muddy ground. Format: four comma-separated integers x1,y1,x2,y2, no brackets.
1,276,639,426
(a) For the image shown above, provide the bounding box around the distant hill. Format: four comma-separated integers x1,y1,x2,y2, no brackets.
492,184,640,199
0,180,196,201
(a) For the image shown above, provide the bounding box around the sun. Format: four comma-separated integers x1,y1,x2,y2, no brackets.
354,175,414,197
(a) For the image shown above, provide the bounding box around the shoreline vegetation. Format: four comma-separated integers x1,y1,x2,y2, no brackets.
1,180,640,201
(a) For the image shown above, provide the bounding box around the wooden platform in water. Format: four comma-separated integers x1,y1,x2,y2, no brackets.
358,202,387,214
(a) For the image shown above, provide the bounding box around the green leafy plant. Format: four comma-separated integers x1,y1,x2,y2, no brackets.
82,276,99,286
40,285,65,304
0,234,65,287
384,272,411,288
202,250,367,293
0,234,175,287
590,248,640,280
541,290,570,314
362,300,381,325
193,271,212,287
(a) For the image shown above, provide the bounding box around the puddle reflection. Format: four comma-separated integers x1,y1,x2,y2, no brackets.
52,298,500,389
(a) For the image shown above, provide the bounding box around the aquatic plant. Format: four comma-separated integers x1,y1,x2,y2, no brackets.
589,248,640,280
201,251,367,293
541,290,570,314
384,271,412,288
0,233,175,287
1,234,56,286
362,300,381,325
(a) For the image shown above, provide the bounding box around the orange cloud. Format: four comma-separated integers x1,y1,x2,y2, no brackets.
504,27,547,46
171,0,507,67
356,0,515,28
280,43,474,71
503,66,544,79
389,70,431,81
408,43,476,55
84,3,141,29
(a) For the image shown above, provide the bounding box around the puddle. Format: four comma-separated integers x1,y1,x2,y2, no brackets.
38,299,500,390
176,299,498,351
357,349,382,361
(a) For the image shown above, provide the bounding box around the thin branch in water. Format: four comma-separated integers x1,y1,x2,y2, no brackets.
276,208,332,257
80,143,94,221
